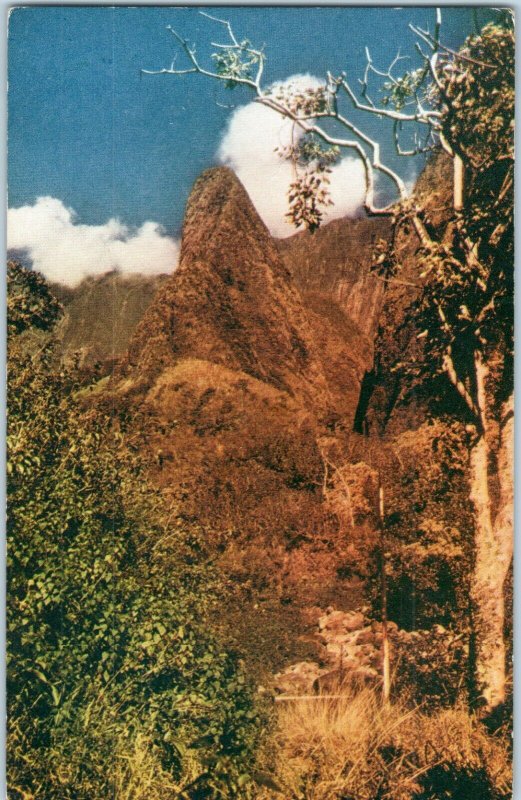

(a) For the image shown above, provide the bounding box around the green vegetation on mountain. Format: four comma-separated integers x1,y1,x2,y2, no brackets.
7,262,264,799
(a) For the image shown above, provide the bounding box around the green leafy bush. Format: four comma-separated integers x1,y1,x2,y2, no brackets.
7,264,263,799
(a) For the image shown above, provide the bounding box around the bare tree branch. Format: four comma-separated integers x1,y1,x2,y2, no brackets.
338,74,441,125
142,23,261,88
199,11,238,42
412,23,496,68
141,9,458,223
255,93,407,215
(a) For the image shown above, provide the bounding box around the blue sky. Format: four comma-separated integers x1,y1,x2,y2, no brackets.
7,6,488,284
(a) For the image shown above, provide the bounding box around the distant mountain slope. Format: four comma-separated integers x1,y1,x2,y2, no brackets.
51,272,168,366
277,211,392,422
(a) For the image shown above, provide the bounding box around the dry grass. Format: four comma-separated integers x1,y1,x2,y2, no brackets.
256,686,511,800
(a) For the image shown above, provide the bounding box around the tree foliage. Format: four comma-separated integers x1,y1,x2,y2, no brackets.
7,259,62,336
395,23,514,407
376,422,473,632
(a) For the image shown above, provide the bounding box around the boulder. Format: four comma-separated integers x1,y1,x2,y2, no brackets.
318,609,365,634
314,665,380,693
273,661,323,696
355,627,377,645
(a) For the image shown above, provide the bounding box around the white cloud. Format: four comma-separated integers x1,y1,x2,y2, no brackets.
217,74,367,237
7,197,179,287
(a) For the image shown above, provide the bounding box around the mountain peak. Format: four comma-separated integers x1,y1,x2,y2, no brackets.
180,165,273,266
124,168,331,412
187,165,251,209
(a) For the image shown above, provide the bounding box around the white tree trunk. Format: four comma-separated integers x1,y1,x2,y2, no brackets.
492,392,514,691
453,154,465,212
469,355,513,710
469,433,503,708
494,394,514,569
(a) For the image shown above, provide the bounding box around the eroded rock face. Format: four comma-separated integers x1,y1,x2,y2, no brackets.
278,215,391,425
278,216,391,343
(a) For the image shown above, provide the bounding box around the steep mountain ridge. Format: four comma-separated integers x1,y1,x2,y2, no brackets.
125,167,334,418
123,167,385,426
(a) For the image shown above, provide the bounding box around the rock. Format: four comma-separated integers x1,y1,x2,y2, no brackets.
318,609,365,634
325,642,348,661
325,633,358,648
273,661,323,696
314,665,380,693
343,611,366,631
355,627,376,645
314,608,384,674
359,643,377,657
271,604,466,701
271,606,430,698
319,609,344,631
